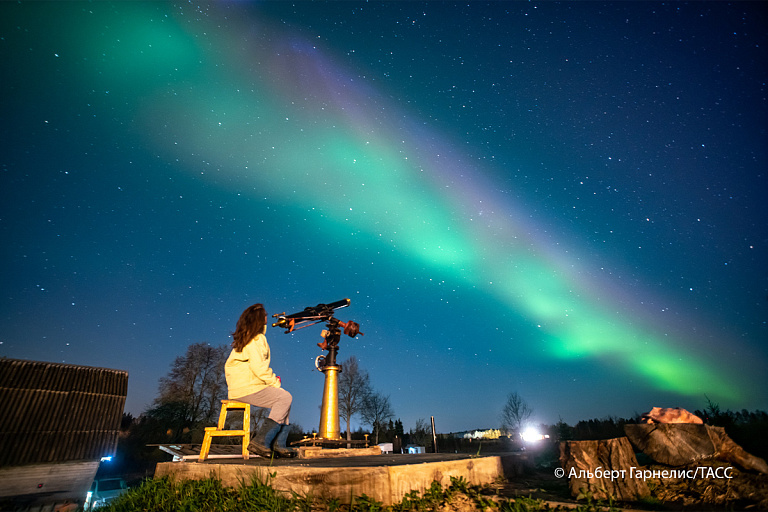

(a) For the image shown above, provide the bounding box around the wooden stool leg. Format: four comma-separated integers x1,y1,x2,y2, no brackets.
242,405,250,460
199,431,213,461
217,402,229,429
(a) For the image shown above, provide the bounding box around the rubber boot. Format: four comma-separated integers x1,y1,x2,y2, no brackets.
273,424,298,458
248,418,280,458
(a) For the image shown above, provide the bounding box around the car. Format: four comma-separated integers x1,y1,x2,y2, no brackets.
84,477,128,510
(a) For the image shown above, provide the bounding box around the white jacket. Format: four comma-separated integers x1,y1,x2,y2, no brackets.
225,333,281,398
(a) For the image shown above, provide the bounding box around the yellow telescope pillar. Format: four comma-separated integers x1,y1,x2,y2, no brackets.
318,365,341,440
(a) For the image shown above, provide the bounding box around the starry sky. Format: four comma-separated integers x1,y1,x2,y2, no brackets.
1,1,766,434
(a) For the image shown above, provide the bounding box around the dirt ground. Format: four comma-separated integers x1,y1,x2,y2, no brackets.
481,466,768,512
422,468,597,512
493,468,573,503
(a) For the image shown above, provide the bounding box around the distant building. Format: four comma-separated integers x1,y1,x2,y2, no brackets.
449,428,502,440
0,358,128,509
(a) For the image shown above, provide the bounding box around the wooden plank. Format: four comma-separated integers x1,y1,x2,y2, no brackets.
299,446,382,459
155,454,510,507
0,460,99,501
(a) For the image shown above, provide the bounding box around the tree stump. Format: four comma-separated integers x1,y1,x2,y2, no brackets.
559,437,650,501
707,426,768,474
624,423,714,466
624,424,768,474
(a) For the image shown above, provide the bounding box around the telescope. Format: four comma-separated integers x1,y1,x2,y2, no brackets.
271,298,362,337
271,298,363,443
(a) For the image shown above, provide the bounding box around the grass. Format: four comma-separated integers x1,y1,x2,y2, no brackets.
99,475,296,512
95,474,620,512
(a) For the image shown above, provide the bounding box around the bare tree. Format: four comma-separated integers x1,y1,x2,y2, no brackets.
409,418,432,449
500,392,533,434
338,356,372,444
361,392,394,445
156,342,229,426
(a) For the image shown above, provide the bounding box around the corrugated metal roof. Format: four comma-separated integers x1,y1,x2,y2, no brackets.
0,358,128,467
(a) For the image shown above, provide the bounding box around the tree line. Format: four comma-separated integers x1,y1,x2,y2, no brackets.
113,342,768,478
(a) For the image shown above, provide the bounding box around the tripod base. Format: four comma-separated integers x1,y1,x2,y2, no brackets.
292,436,370,448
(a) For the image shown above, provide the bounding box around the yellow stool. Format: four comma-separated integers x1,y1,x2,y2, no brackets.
199,400,250,461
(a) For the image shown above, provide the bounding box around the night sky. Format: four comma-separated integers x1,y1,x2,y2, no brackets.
1,1,766,435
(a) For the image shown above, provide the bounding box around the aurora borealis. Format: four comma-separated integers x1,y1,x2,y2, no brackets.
1,1,766,433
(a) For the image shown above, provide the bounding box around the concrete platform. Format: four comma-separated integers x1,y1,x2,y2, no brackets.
155,452,530,506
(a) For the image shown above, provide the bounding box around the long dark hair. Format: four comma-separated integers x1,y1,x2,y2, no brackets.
232,303,267,352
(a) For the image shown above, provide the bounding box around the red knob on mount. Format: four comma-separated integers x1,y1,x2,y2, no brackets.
339,320,363,337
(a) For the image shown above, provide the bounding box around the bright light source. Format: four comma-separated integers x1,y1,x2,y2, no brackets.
100,456,113,462
521,429,547,443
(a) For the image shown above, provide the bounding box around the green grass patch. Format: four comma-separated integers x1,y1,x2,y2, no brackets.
95,474,618,511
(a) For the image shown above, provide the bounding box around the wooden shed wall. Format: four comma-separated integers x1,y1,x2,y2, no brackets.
0,358,128,467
